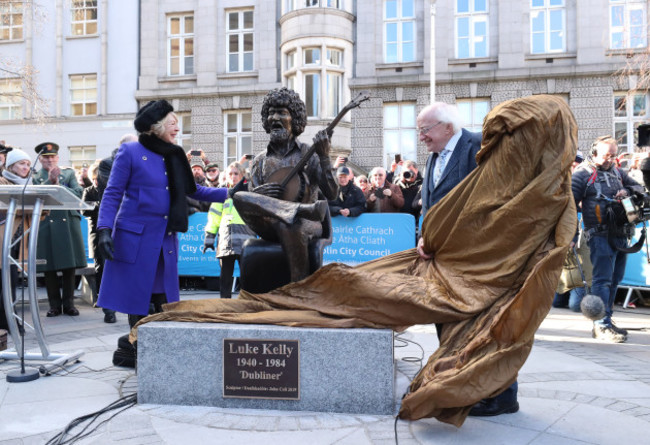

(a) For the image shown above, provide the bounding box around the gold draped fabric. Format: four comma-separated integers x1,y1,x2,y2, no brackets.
133,95,577,427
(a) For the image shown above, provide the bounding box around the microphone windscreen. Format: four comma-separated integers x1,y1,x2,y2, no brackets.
580,294,606,320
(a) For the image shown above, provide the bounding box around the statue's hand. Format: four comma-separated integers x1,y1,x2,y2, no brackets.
253,183,285,199
312,129,331,160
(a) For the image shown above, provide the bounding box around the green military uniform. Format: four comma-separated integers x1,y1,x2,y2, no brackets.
33,142,87,315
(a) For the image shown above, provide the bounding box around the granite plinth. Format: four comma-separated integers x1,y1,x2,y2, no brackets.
137,322,395,415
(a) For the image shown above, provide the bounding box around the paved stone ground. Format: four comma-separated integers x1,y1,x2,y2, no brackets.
0,289,649,444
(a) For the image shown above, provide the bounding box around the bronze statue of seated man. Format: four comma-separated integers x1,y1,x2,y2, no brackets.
233,87,337,283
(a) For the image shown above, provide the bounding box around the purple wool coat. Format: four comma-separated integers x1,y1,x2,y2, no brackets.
97,141,227,315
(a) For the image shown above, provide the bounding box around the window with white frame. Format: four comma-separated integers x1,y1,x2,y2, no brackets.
383,103,417,168
70,0,98,36
0,2,23,41
168,14,194,76
284,46,343,119
530,0,565,54
177,113,192,150
455,0,488,59
613,92,649,152
69,145,96,170
0,79,22,120
224,111,252,167
227,9,254,73
610,0,647,49
284,0,342,12
384,0,415,63
69,74,97,116
457,99,490,132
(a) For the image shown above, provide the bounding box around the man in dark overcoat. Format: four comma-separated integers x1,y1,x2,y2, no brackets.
33,142,87,317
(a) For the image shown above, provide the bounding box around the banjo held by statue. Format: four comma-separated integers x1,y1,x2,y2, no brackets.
266,90,370,203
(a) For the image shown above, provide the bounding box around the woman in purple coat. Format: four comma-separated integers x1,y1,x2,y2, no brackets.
97,100,227,328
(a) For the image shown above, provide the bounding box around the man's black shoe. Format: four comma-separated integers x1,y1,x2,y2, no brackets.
104,313,117,323
46,307,61,317
468,398,519,417
63,307,79,316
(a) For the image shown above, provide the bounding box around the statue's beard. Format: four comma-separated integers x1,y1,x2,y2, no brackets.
270,127,291,145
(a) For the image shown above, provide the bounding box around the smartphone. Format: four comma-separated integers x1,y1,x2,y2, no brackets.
342,157,348,163
191,150,201,156
394,154,402,163
245,154,254,160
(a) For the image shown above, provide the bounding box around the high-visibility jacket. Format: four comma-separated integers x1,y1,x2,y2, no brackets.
205,198,255,258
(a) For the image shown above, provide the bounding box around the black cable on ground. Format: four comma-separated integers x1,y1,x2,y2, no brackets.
393,331,426,445
45,393,137,445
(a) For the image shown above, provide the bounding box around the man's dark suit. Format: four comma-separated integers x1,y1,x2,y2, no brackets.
421,128,482,216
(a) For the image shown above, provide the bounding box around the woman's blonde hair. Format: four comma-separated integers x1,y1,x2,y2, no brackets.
147,112,178,138
226,162,245,186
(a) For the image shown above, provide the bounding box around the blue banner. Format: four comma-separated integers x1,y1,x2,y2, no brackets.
620,224,650,287
323,213,416,266
177,212,232,277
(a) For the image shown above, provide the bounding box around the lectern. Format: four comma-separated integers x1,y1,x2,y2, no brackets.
0,185,93,378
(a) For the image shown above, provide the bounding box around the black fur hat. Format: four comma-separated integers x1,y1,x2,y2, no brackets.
134,100,174,133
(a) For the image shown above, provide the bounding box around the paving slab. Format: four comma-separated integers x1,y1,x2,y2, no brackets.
0,289,649,445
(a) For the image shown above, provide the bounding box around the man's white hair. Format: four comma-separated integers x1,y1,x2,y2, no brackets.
419,102,463,133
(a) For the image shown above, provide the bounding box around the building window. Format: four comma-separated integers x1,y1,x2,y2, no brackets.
530,0,565,54
613,92,648,152
384,0,415,63
455,0,488,59
286,50,296,70
69,145,96,170
610,0,647,49
0,2,23,41
227,9,254,73
177,113,192,150
70,0,98,36
284,0,343,12
0,79,22,120
284,46,343,119
457,99,490,132
69,74,97,116
168,14,194,76
383,103,417,168
224,111,252,167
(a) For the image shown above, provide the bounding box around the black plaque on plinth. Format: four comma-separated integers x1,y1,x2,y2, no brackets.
223,339,300,400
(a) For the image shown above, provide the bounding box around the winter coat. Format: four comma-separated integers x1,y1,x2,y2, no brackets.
363,182,404,213
96,141,227,315
328,182,366,217
205,198,256,258
33,167,87,272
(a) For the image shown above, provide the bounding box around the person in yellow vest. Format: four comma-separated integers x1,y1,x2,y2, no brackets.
202,162,256,299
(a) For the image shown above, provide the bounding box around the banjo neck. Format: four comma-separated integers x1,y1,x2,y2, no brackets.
278,91,370,188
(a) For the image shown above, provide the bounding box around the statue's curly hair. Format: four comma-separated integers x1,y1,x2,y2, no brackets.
261,87,307,137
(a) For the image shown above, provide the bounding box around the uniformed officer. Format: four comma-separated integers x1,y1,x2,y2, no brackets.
33,142,87,317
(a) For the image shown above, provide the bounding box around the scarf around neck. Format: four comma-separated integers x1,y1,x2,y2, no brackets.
138,133,197,233
2,169,30,185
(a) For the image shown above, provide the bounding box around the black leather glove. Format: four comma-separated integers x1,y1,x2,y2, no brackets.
202,233,216,253
228,178,248,199
97,228,114,261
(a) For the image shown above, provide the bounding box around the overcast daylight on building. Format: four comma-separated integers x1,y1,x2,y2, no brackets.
0,0,648,172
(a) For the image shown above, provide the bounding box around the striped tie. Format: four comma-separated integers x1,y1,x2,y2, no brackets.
433,149,450,186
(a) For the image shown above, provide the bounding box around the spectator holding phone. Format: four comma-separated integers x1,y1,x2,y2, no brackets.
363,166,404,213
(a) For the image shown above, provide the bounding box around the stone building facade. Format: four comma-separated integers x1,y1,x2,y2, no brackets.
4,1,643,173
0,0,139,166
